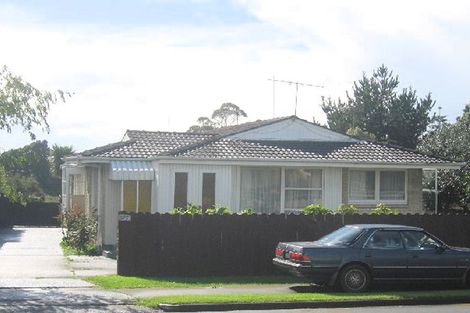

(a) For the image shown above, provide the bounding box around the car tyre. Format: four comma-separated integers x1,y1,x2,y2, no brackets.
339,264,371,292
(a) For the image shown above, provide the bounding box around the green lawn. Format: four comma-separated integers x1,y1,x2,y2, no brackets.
137,289,470,308
85,275,308,289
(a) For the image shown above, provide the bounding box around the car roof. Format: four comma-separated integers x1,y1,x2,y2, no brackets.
346,224,423,231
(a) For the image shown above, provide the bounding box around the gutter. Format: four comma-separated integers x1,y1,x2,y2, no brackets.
62,155,465,170
152,156,466,170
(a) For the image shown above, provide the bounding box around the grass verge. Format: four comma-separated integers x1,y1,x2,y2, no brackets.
137,289,470,308
60,241,100,256
85,275,308,289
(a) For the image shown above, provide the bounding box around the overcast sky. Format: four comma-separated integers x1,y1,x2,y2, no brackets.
1,0,469,152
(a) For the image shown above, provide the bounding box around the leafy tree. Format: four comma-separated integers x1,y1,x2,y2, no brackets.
188,103,248,132
211,102,247,127
50,144,74,177
346,127,376,141
0,65,67,140
188,117,216,133
418,103,470,211
321,65,435,149
0,65,68,203
0,140,63,201
1,141,51,188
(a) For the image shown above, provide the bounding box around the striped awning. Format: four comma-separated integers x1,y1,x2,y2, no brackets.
110,161,154,180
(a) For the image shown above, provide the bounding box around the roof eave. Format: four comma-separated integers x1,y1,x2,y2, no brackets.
153,156,465,169
64,155,152,164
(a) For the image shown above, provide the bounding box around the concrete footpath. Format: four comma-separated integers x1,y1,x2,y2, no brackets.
0,227,152,312
118,285,299,298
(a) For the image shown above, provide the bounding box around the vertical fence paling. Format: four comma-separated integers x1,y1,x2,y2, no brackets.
117,212,470,277
0,196,60,227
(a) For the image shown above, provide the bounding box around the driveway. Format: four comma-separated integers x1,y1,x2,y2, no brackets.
0,227,72,279
0,227,152,312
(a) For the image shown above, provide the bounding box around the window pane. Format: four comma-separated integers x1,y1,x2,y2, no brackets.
72,175,85,195
285,169,322,188
202,173,216,209
138,181,152,213
123,181,137,213
380,171,405,200
285,190,322,210
349,170,375,200
240,167,281,213
174,172,188,208
366,231,403,249
71,174,86,210
401,231,440,250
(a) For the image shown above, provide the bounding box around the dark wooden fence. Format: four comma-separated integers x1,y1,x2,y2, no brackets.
0,195,60,227
118,213,470,277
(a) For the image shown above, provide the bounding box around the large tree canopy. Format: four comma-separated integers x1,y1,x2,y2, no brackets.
321,65,435,149
188,103,248,132
0,141,73,203
418,104,470,211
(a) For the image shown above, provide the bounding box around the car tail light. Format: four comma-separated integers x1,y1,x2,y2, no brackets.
275,248,284,257
289,252,310,262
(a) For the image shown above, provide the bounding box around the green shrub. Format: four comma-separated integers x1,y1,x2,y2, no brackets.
302,204,332,215
370,203,401,215
336,204,359,215
205,205,232,215
170,203,203,215
171,204,232,215
60,206,99,255
238,208,256,215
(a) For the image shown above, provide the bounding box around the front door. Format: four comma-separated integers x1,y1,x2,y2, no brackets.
362,230,408,280
401,231,461,280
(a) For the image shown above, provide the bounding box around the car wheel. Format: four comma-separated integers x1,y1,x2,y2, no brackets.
339,264,370,292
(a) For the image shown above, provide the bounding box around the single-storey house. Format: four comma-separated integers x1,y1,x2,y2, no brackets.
62,116,463,248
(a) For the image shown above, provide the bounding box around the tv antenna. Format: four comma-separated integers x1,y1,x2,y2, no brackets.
268,76,324,116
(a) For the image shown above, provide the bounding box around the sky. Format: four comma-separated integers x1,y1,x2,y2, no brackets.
0,0,469,152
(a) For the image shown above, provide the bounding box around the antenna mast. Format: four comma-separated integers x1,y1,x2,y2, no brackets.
268,77,324,116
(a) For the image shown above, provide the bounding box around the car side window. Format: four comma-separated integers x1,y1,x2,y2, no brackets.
401,231,440,250
365,230,404,249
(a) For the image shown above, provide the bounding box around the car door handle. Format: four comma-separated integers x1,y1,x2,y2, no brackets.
412,255,419,258
365,254,371,258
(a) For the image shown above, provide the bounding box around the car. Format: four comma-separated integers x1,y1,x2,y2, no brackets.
273,224,470,292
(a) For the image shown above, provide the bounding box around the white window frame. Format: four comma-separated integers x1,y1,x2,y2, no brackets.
281,167,324,213
348,169,407,205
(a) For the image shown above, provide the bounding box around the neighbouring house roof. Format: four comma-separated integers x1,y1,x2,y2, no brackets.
76,116,460,166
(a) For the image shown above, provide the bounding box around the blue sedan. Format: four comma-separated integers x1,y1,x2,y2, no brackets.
273,224,470,292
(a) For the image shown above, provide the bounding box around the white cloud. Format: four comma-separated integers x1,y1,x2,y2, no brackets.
0,1,469,151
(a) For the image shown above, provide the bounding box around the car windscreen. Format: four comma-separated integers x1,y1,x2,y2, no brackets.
316,226,364,246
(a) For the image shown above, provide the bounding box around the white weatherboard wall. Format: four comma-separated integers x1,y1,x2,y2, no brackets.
323,167,343,209
157,163,233,212
103,169,121,246
228,118,357,142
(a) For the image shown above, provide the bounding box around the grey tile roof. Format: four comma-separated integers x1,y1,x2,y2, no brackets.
78,116,454,164
81,131,214,158
174,139,450,164
79,117,293,159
